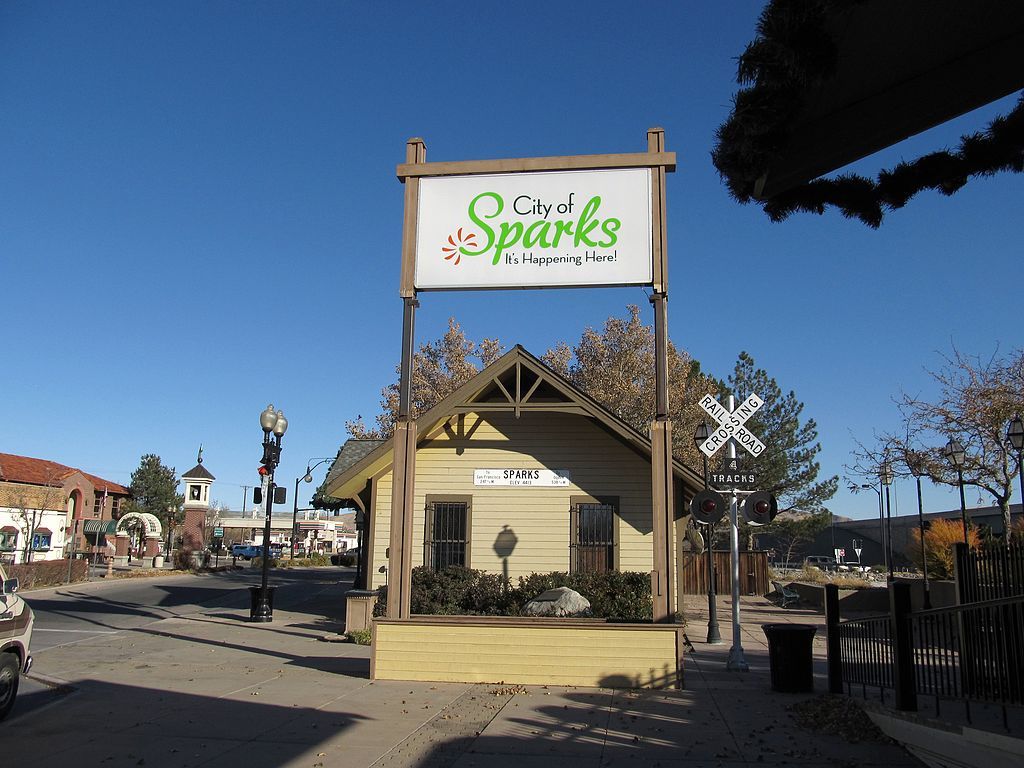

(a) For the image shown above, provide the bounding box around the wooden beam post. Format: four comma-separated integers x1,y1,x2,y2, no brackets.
399,138,426,299
388,138,426,618
648,127,674,622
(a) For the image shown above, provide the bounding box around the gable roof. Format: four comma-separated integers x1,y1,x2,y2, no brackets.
0,452,130,495
322,345,703,503
321,439,386,495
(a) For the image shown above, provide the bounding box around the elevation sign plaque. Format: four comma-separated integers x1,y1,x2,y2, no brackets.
473,468,571,487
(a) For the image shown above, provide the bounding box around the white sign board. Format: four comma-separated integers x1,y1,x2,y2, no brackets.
415,169,653,290
473,468,571,487
698,393,766,458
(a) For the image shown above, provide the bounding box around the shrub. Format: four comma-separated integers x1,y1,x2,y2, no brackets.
514,570,652,621
370,567,653,622
907,519,980,579
173,548,210,570
251,556,280,569
411,566,518,615
9,558,88,589
278,554,332,568
373,585,387,617
346,628,372,645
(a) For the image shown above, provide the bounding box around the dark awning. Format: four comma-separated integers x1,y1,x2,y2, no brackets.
83,520,117,534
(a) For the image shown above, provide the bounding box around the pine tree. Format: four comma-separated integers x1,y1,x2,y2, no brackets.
121,454,184,548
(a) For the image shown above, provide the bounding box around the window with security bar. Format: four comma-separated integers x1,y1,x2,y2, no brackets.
570,496,618,573
424,496,471,571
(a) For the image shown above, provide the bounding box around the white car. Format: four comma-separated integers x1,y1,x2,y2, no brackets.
0,562,34,720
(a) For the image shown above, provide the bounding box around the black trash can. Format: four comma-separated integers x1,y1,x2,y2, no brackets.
762,623,816,692
249,585,277,622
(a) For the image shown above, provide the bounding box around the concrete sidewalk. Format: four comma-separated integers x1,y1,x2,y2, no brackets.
3,578,923,768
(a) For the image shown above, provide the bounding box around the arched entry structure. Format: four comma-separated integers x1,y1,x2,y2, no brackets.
113,512,163,566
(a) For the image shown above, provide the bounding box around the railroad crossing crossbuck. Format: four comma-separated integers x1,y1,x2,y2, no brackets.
697,393,766,458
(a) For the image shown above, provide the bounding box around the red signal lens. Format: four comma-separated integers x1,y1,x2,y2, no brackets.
755,501,769,514
701,499,717,513
257,466,268,476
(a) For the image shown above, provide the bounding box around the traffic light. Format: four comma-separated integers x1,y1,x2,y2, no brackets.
743,491,778,526
260,442,280,470
690,489,727,525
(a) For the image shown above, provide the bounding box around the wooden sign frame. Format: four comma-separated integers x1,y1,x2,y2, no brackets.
388,130,678,622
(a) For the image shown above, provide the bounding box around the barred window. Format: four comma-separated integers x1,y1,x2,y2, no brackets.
570,496,618,573
424,496,471,571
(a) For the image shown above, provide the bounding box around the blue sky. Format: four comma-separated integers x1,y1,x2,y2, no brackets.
3,2,1020,522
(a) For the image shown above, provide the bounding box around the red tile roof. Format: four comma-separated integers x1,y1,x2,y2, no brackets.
0,453,130,495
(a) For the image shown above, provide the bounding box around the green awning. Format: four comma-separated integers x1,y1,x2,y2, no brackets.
83,520,117,534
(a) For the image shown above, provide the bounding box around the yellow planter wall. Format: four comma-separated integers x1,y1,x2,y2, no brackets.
372,618,684,689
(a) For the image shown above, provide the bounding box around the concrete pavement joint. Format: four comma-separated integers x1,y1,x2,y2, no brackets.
370,684,513,767
220,674,285,699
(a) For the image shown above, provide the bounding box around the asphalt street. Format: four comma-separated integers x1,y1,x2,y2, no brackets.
11,565,355,720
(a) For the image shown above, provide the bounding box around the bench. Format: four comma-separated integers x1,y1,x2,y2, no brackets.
772,580,800,608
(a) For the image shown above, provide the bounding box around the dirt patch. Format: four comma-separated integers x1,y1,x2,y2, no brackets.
790,695,892,743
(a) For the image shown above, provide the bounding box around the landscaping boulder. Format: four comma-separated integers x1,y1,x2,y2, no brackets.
523,586,591,617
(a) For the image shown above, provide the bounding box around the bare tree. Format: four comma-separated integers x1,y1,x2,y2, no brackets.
347,317,503,440
763,511,831,567
542,305,717,469
849,346,1023,543
202,500,227,546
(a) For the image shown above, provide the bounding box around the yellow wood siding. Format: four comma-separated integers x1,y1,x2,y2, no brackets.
373,619,681,689
369,411,671,589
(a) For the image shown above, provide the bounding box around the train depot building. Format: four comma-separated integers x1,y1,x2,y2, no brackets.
322,346,703,688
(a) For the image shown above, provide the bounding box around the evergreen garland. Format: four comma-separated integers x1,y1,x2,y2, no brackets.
712,0,1024,227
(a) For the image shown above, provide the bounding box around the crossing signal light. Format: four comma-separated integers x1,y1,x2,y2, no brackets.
743,491,778,526
690,489,727,525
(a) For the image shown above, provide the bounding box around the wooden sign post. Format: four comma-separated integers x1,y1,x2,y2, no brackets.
391,131,676,621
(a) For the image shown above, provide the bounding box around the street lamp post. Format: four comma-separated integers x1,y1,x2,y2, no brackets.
943,438,970,544
1008,416,1024,543
292,457,334,558
908,457,932,609
880,460,894,580
858,484,883,566
252,403,288,623
693,422,722,645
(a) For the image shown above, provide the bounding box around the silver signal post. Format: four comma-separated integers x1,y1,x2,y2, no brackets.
698,392,766,672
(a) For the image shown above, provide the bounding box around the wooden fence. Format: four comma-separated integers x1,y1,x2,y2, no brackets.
678,550,770,596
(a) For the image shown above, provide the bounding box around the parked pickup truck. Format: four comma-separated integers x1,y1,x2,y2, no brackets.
231,544,282,560
0,562,34,720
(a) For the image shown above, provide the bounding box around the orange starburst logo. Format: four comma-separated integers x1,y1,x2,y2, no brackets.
441,228,477,265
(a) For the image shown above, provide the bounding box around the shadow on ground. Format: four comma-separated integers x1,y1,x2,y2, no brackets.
1,679,373,767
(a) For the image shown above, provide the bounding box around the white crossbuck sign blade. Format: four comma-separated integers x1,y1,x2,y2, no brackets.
698,393,766,458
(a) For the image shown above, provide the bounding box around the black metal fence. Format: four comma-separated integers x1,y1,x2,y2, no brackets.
925,596,1024,706
956,541,1024,603
835,613,893,692
827,583,1024,724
